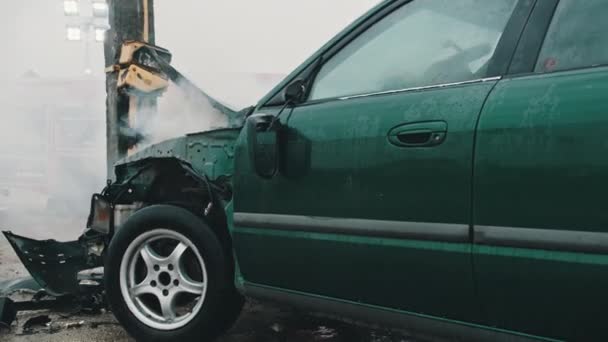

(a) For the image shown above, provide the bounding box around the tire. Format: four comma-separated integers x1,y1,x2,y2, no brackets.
105,204,244,341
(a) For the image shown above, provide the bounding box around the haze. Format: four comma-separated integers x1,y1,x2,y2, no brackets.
0,0,380,82
0,1,379,239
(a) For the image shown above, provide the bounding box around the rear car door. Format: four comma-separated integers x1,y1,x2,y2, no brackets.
233,0,529,323
473,1,608,340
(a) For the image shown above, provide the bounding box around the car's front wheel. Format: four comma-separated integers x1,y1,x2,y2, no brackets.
105,204,243,341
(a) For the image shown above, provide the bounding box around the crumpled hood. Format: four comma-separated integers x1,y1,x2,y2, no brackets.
114,127,242,181
116,136,189,166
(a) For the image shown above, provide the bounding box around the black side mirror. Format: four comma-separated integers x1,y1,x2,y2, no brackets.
246,114,281,178
282,79,307,104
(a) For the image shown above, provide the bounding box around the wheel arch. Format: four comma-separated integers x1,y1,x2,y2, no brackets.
108,157,236,268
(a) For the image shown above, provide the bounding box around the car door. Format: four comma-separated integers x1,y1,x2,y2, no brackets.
473,0,608,340
233,0,529,323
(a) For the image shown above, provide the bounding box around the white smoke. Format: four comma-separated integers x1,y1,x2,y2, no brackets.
0,74,107,241
132,78,229,148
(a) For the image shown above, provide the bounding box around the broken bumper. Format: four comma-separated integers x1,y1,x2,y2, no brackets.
2,232,92,296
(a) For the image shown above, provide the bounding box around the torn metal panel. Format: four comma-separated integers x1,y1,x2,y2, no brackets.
1,103,241,314
0,297,16,329
2,232,88,296
116,136,189,165
0,277,42,297
115,127,240,181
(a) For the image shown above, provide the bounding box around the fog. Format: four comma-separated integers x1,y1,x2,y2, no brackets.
0,76,107,240
0,0,379,240
135,78,229,148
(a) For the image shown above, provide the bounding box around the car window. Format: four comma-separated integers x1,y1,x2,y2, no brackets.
309,0,518,101
536,0,608,73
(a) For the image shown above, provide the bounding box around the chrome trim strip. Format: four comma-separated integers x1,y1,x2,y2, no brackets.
475,225,608,254
338,76,502,101
234,213,469,243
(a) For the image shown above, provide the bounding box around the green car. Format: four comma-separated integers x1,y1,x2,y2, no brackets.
6,0,608,341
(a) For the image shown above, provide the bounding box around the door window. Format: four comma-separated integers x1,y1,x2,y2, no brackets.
309,0,518,101
536,0,608,73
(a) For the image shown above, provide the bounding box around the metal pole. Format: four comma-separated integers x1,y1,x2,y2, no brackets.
84,23,92,74
104,0,155,179
143,0,150,43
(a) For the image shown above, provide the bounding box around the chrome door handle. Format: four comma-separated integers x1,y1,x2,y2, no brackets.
387,121,447,147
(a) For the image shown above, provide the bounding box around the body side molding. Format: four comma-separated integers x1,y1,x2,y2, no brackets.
234,213,470,242
475,225,608,254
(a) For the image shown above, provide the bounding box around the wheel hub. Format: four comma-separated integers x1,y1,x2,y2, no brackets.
119,229,208,330
158,272,172,287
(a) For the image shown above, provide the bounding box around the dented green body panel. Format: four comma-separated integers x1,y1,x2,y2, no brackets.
116,128,240,182
473,67,608,341
229,3,608,342
232,82,500,326
228,68,608,342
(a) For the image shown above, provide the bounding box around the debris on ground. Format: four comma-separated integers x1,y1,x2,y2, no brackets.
270,322,283,333
1,237,422,341
22,314,51,333
64,320,85,329
314,326,339,340
89,320,120,329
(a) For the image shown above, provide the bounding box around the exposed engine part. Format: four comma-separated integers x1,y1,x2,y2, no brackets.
114,203,144,229
84,237,106,259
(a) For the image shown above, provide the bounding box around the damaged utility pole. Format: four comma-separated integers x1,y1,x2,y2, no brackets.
104,0,155,179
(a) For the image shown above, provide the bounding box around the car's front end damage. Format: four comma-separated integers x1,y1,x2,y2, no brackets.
0,40,247,323
1,126,242,322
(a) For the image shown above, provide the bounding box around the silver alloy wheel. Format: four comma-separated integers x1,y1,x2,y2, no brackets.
120,228,208,330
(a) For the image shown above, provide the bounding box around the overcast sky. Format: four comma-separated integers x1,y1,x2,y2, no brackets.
0,0,380,80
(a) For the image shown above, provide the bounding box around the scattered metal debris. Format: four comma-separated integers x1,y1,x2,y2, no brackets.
270,322,283,333
46,321,62,334
0,232,106,331
22,315,51,333
65,320,85,329
89,320,120,329
2,232,91,296
0,277,41,297
314,325,339,340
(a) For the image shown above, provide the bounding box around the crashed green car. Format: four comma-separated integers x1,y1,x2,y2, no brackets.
6,0,608,340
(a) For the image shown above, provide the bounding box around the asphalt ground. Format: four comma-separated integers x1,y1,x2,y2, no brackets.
0,219,424,342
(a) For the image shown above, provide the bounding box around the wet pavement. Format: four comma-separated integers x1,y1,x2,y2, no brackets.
0,234,426,342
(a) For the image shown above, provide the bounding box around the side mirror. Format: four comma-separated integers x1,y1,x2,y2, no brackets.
282,79,307,104
246,114,281,178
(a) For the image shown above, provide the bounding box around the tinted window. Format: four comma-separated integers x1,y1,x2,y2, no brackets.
309,0,518,101
536,0,608,73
